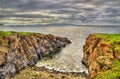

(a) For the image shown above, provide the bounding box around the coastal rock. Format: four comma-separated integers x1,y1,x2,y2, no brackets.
82,34,120,79
0,31,71,79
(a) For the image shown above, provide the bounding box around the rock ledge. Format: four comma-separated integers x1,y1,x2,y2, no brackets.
0,31,71,79
82,34,120,79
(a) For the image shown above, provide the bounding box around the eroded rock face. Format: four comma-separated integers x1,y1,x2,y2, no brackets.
82,34,119,79
0,32,71,79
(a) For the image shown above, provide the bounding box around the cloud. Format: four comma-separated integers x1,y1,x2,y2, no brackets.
0,0,120,25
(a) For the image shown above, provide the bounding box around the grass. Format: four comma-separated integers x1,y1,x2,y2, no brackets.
114,45,120,53
94,33,120,52
17,32,32,35
0,31,12,38
95,60,120,79
94,34,120,44
0,31,33,38
0,31,33,45
93,34,120,79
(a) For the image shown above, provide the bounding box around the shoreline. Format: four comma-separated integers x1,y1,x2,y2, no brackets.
0,26,120,79
11,66,87,79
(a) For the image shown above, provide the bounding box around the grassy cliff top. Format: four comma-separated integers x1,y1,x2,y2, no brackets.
92,34,120,79
0,31,34,38
0,31,12,38
94,33,120,44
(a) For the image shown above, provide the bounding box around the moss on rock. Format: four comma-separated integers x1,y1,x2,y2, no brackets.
0,31,12,38
0,31,71,79
83,33,120,79
96,60,120,79
94,34,120,44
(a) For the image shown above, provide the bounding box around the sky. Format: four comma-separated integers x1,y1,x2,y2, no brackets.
0,0,120,25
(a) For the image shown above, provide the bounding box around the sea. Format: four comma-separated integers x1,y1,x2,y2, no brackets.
0,0,120,74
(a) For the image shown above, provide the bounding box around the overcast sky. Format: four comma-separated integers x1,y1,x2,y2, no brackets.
0,0,120,25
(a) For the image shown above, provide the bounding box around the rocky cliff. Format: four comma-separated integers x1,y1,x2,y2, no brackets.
0,31,71,79
82,34,120,79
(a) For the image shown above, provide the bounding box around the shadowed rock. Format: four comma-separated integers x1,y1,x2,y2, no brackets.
0,31,71,79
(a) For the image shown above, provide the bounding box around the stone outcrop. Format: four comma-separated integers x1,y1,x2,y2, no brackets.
82,34,120,79
0,31,71,79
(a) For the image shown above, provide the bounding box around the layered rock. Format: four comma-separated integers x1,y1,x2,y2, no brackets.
82,34,120,79
0,31,71,79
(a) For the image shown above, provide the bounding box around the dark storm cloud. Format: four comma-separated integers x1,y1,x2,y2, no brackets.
0,0,120,25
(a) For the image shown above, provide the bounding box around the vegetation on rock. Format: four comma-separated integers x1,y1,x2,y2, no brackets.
96,60,120,79
83,33,120,79
95,34,120,44
0,31,71,79
0,31,12,38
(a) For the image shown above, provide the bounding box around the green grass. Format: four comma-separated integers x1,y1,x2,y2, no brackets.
114,45,120,53
94,34,120,52
0,31,12,38
94,34,120,44
93,34,120,79
0,31,33,38
17,32,32,35
95,60,120,79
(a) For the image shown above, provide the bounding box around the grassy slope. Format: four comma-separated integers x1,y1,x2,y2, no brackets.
96,60,120,79
0,31,33,38
0,31,32,45
95,34,120,43
0,31,12,38
93,34,120,79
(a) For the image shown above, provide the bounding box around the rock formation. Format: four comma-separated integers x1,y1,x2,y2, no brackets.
0,31,71,79
82,34,120,79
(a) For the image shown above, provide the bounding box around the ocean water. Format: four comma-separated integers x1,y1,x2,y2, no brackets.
0,0,120,74
0,26,120,73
